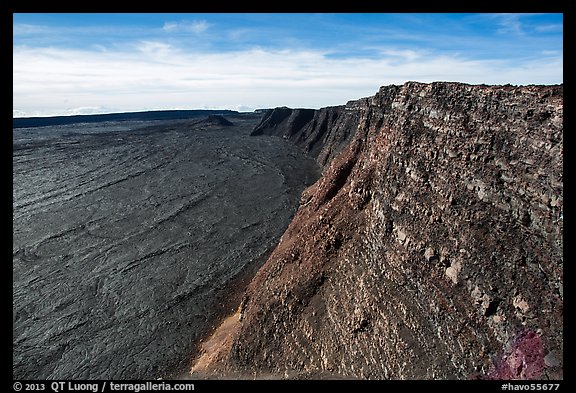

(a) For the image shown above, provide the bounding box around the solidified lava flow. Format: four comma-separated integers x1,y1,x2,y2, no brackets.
12,115,320,379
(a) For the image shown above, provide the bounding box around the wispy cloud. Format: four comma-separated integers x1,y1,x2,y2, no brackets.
135,41,179,60
13,44,562,117
495,14,525,35
490,13,562,37
162,20,211,34
533,23,563,33
12,13,563,117
378,49,423,62
13,23,51,35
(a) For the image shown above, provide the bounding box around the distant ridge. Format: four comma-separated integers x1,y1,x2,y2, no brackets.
12,109,240,129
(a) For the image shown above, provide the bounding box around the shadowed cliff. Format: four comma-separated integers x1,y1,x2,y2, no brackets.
251,100,367,168
194,82,563,380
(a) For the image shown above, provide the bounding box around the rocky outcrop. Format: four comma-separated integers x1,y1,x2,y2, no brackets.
202,114,234,126
251,99,368,168
203,82,563,379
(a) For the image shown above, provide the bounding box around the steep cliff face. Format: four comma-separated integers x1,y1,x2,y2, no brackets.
201,82,563,379
251,99,368,168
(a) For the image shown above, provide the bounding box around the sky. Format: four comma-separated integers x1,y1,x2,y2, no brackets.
13,13,563,117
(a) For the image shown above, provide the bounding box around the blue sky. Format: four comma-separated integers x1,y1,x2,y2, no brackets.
13,13,563,117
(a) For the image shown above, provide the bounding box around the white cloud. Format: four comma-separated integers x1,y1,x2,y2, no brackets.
13,45,563,117
13,109,28,117
162,20,210,34
533,24,563,33
13,106,117,118
490,13,563,36
379,49,423,61
13,23,50,35
496,14,524,35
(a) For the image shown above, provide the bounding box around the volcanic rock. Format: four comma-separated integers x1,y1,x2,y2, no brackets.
202,115,234,126
203,82,563,380
12,116,320,379
251,100,367,168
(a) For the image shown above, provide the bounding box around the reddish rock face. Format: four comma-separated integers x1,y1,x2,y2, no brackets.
215,82,563,379
484,329,546,380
